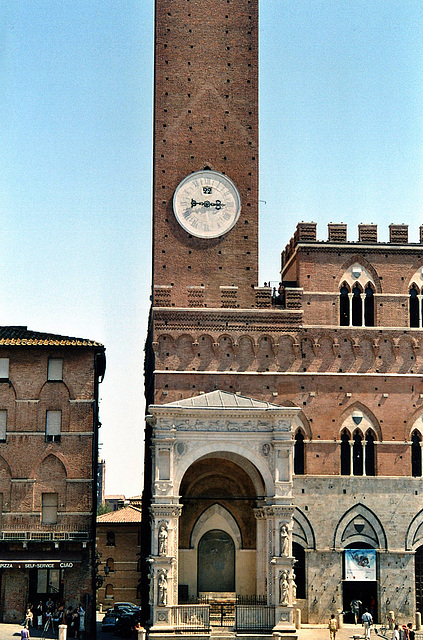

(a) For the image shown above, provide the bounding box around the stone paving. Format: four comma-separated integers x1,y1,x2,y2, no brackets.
0,622,391,640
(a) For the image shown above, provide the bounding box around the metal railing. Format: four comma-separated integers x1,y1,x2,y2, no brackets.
235,605,275,632
0,529,90,542
171,605,210,632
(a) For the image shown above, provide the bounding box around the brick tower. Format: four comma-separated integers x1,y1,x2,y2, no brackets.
152,0,259,309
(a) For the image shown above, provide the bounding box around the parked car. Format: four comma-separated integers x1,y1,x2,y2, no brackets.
113,602,138,611
101,612,120,632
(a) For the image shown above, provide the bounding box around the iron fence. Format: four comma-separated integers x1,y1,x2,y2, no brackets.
171,605,210,632
235,605,275,632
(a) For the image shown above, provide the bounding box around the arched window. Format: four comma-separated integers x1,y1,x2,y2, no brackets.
352,285,362,326
294,431,305,475
364,285,374,327
365,431,375,476
352,431,363,476
340,285,350,326
106,558,114,573
106,531,115,546
292,542,306,599
341,430,351,476
410,285,420,328
105,584,114,599
412,431,422,477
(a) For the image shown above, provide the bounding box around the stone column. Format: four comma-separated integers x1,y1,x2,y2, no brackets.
268,421,298,637
263,505,297,633
254,508,268,597
148,504,182,632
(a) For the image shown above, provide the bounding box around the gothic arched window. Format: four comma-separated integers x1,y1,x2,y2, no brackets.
340,285,350,326
352,431,363,476
352,285,362,326
341,430,351,475
294,431,305,475
410,285,420,328
364,285,374,327
412,431,422,477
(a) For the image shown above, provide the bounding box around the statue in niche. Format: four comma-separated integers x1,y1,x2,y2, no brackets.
158,523,168,556
280,524,289,556
158,571,168,606
279,571,289,606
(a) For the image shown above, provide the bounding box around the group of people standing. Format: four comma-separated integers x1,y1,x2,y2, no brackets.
328,609,416,640
22,599,85,639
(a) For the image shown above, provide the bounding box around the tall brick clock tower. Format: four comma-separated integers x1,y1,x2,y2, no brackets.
152,0,259,309
142,0,265,624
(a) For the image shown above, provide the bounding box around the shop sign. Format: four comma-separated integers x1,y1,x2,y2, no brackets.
0,560,74,569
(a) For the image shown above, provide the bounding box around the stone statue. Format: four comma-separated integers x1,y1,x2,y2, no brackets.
158,523,168,556
280,524,289,556
279,571,289,606
158,571,168,606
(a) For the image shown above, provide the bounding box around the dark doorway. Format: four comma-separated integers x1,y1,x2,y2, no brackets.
28,568,64,607
415,545,423,614
342,580,377,623
198,530,235,593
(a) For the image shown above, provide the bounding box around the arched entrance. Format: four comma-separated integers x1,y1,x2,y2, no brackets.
198,530,235,593
178,454,263,600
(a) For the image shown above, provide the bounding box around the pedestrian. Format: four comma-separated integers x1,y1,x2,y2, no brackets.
407,623,415,640
392,624,400,640
362,608,373,639
77,604,85,639
23,606,33,629
402,624,410,640
328,613,338,639
350,598,362,624
20,628,30,639
35,601,43,629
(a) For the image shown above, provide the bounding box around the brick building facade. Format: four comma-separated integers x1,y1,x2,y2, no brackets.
142,0,423,635
96,504,142,608
0,326,105,634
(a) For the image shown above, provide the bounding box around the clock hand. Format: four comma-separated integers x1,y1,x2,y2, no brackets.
191,199,225,210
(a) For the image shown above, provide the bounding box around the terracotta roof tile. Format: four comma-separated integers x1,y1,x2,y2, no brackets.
0,326,103,348
97,506,142,524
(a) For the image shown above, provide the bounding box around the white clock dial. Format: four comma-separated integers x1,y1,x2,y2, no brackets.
173,170,241,239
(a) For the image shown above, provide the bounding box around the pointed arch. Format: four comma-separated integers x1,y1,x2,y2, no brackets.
406,509,423,551
293,508,316,550
336,256,381,293
339,402,382,442
190,503,242,549
334,503,387,550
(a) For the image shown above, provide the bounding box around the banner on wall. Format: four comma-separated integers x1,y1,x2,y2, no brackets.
345,549,376,581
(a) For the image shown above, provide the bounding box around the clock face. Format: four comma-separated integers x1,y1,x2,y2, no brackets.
173,170,241,239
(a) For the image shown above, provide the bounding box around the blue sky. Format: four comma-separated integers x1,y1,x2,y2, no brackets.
1,1,422,496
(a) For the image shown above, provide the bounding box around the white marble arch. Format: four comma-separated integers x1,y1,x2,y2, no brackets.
174,445,272,497
190,503,242,550
406,509,423,551
293,508,316,550
333,503,387,551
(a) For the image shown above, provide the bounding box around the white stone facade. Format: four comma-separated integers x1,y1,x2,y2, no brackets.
145,391,300,634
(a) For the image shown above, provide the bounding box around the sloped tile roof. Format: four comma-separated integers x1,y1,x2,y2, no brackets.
0,326,103,347
97,506,142,524
167,390,281,409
